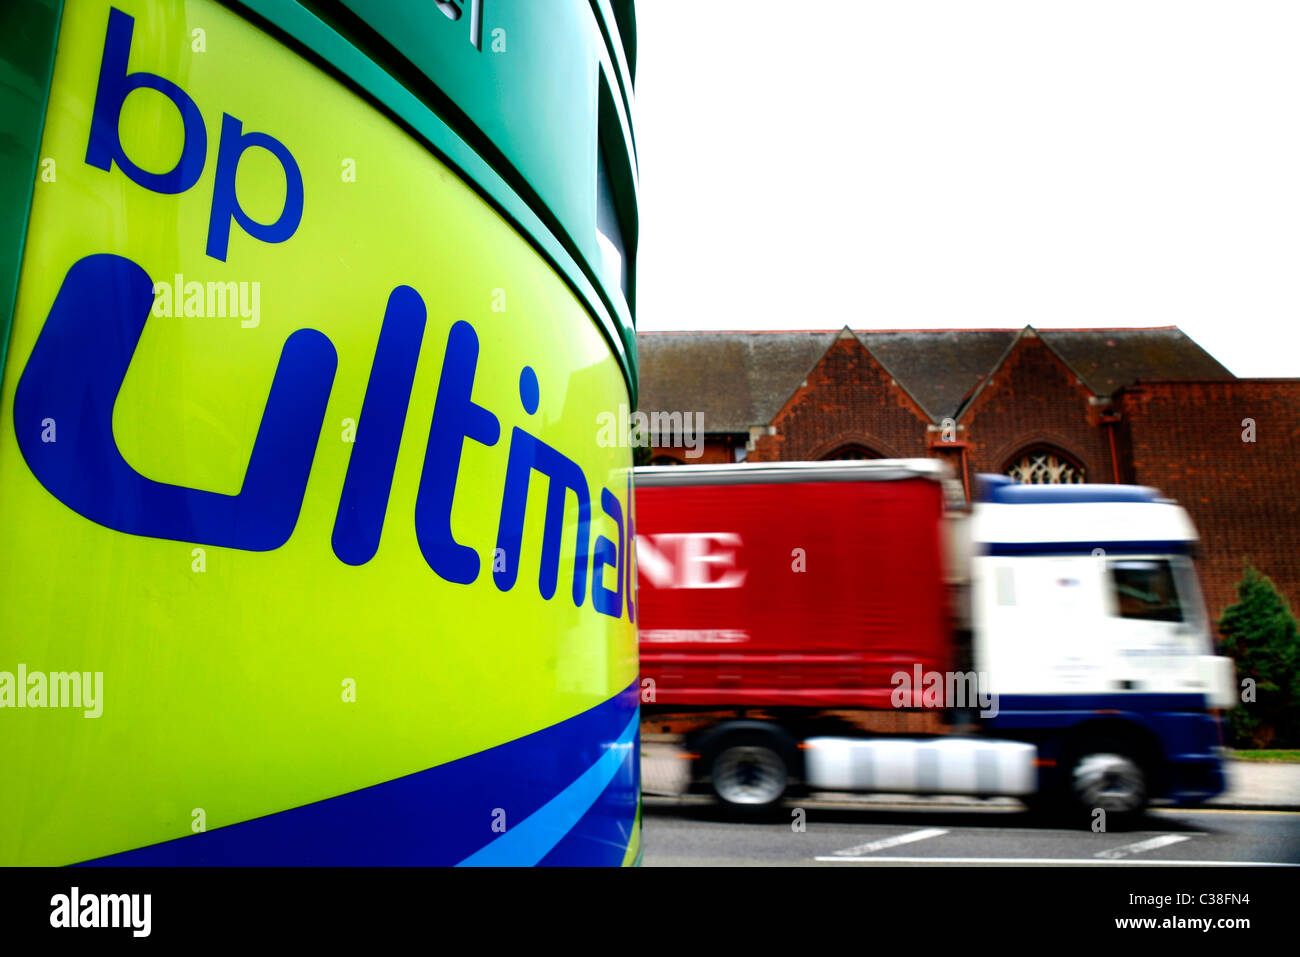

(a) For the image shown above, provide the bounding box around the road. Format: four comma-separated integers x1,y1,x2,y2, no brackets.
641,797,1300,867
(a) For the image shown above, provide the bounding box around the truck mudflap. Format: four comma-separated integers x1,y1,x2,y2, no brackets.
803,737,1038,796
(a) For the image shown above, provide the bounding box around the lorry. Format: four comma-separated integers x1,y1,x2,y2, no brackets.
635,459,1237,824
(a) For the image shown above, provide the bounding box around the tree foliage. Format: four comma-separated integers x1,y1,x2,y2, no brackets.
1216,562,1300,748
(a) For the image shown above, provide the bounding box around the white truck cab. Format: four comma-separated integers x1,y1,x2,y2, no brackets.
805,476,1235,824
971,477,1237,708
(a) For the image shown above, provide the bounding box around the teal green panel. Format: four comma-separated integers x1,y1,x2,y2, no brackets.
327,0,639,322
0,0,62,390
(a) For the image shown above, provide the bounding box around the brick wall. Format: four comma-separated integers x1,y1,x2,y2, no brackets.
648,436,735,465
1119,379,1300,631
959,333,1117,483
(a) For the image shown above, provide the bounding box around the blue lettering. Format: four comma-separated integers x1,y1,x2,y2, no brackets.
85,7,207,195
493,368,591,604
413,321,501,583
14,254,336,550
332,286,427,565
206,113,305,261
592,487,624,618
87,7,303,261
42,9,633,617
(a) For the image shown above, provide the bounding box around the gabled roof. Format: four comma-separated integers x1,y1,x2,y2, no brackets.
857,330,1017,420
636,327,1235,428
1041,328,1233,397
636,331,837,433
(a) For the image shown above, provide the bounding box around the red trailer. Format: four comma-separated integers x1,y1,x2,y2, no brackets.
636,460,964,808
637,460,953,709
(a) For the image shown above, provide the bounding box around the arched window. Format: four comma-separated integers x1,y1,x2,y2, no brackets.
648,455,684,466
1004,447,1086,484
821,444,880,461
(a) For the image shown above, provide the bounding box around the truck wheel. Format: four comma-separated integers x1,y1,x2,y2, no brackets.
701,728,795,814
1066,745,1148,827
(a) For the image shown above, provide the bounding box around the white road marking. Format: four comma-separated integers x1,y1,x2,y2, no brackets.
829,828,948,857
814,856,1296,866
1096,834,1191,859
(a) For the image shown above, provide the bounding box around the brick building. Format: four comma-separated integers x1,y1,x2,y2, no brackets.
637,326,1300,633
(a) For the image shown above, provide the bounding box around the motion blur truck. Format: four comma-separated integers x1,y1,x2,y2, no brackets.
636,460,1237,823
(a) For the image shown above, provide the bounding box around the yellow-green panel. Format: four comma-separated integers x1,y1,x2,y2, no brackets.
0,0,638,866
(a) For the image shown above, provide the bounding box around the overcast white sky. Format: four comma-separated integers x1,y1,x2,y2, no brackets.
633,1,1300,377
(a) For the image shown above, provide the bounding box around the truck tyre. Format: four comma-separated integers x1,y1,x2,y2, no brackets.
697,725,797,816
1064,740,1149,828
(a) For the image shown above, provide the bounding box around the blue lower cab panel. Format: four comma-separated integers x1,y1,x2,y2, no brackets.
988,693,1226,802
78,681,640,866
1162,758,1227,805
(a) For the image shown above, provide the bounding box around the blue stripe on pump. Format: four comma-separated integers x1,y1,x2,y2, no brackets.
541,726,641,866
77,680,639,866
457,712,639,866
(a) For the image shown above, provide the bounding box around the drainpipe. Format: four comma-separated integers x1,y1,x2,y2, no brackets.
1100,409,1122,484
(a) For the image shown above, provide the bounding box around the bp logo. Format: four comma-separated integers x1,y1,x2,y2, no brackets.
14,7,634,621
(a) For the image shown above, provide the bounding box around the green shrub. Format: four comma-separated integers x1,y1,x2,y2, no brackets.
1216,562,1300,748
